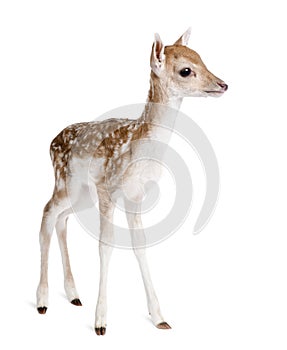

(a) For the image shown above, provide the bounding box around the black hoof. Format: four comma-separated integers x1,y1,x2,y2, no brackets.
71,298,82,306
37,306,47,314
95,327,106,336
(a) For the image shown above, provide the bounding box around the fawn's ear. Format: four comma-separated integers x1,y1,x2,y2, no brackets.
174,27,191,46
150,33,165,76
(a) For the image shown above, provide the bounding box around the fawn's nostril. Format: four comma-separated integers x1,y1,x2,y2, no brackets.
218,82,228,91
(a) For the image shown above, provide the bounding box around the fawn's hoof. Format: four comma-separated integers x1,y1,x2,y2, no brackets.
95,327,106,336
71,298,82,306
156,322,171,329
37,306,47,314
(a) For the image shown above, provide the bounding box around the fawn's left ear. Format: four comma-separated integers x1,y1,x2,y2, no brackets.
174,27,191,46
150,33,165,76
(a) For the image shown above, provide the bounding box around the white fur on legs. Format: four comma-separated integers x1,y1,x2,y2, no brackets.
56,210,81,305
125,200,171,329
95,196,115,335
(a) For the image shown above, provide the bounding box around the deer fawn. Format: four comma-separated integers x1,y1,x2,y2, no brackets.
36,28,228,335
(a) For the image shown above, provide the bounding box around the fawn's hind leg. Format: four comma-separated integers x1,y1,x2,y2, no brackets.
36,196,70,313
56,209,81,306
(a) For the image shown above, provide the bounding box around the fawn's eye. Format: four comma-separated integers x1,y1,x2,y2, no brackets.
179,68,194,77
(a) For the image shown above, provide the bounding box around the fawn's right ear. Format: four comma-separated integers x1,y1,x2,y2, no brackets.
174,27,191,46
150,33,165,76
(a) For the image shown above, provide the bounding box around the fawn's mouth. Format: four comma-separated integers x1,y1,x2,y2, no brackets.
205,90,224,94
204,90,225,97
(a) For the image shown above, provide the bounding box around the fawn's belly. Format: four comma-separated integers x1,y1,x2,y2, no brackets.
68,154,162,203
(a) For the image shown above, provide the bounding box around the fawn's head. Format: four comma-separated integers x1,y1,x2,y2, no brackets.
150,28,228,98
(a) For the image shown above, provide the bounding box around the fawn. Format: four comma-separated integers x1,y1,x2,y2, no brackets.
36,28,228,335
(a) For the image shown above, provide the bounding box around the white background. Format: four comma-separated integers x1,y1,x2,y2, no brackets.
1,0,287,349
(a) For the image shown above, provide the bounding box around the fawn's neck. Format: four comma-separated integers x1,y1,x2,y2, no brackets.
139,72,183,130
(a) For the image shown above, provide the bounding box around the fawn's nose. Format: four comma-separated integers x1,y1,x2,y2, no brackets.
217,82,228,91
